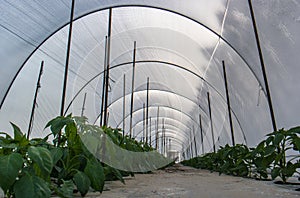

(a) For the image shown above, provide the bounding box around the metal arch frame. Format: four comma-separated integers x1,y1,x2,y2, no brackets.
109,89,208,137
65,60,213,114
115,104,239,153
149,134,185,151
148,128,198,152
134,124,190,147
0,4,266,110
101,82,247,144
112,104,200,134
134,122,209,153
148,128,187,147
105,89,208,125
133,120,190,141
152,134,187,149
121,106,201,135
64,60,247,143
124,115,195,149
128,116,191,134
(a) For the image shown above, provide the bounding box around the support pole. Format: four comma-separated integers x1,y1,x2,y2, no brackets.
207,92,216,153
129,41,137,138
59,0,75,144
27,61,44,139
122,74,126,137
142,103,145,142
146,77,150,144
222,60,235,146
60,0,75,117
248,0,277,132
81,93,87,117
164,124,166,156
163,120,166,156
199,114,204,154
103,8,112,126
168,139,171,157
155,106,159,150
149,117,152,146
100,36,108,126
154,120,157,149
193,126,198,157
189,128,194,158
162,118,165,155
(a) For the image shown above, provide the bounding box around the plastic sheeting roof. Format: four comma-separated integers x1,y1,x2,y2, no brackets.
0,0,299,157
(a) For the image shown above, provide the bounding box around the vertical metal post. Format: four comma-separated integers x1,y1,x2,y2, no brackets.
142,103,145,142
103,8,112,126
100,36,108,126
248,0,277,132
154,120,157,149
27,61,44,139
168,139,171,156
59,0,75,144
106,112,110,125
132,128,135,139
189,128,194,158
199,114,204,154
187,147,190,159
60,0,75,117
129,41,137,138
207,92,216,153
149,117,152,146
146,77,149,144
122,74,126,137
193,126,198,157
81,93,87,117
155,106,159,150
222,60,235,146
166,137,168,156
162,118,165,155
164,124,166,156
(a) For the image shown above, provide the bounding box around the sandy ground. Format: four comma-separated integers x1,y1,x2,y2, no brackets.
99,164,300,198
1,164,299,197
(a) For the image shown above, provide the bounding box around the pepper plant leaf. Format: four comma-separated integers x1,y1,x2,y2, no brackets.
0,153,23,193
73,171,91,196
84,158,105,192
14,173,51,198
28,146,53,177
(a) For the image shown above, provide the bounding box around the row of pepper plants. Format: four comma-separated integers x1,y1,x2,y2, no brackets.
0,115,153,198
182,126,300,183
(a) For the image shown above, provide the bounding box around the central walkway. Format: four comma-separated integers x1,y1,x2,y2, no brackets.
98,164,299,198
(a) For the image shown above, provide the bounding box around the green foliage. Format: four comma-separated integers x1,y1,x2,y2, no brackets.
84,158,105,192
0,115,155,197
0,153,23,194
104,166,125,184
266,127,300,182
0,123,52,197
28,146,53,179
54,180,74,198
182,144,251,177
182,126,300,183
102,126,153,152
14,173,51,198
73,171,91,196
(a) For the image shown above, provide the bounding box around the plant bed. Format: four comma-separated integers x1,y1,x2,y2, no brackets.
0,115,157,198
182,126,300,189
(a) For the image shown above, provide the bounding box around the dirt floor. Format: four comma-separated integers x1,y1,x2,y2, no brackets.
1,164,299,198
99,164,300,198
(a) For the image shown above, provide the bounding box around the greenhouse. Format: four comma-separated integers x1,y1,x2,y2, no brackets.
0,0,300,197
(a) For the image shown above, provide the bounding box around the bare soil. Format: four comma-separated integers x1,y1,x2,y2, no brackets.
99,164,300,198
2,164,299,198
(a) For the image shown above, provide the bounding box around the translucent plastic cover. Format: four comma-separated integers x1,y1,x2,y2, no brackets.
1,0,300,159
